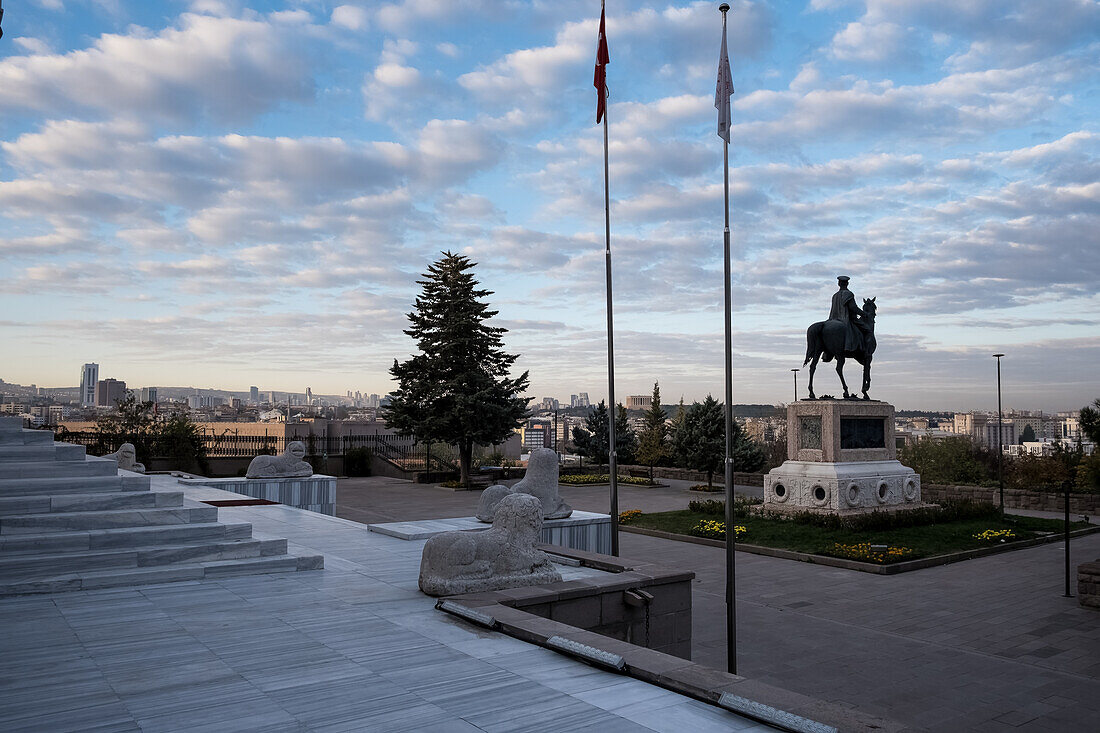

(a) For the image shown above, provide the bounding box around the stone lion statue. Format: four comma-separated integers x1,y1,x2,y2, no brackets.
246,440,312,479
104,443,145,473
419,493,562,596
476,447,572,522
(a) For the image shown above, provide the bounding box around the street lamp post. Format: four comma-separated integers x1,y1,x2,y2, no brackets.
993,353,1005,515
791,368,799,403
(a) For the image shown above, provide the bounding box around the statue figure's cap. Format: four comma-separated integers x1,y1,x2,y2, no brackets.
837,275,850,283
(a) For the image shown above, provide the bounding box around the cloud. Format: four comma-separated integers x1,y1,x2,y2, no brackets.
0,13,313,123
331,5,369,30
828,21,918,66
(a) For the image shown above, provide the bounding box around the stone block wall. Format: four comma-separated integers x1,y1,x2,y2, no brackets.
1079,560,1100,610
518,576,692,659
922,484,1100,515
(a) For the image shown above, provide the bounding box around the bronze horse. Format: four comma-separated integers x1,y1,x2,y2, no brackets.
804,297,876,400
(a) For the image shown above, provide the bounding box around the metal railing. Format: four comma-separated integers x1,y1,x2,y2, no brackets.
51,429,454,472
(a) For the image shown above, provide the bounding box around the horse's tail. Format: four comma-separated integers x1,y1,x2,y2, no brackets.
804,323,820,366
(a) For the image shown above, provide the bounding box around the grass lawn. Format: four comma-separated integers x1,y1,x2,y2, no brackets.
624,510,1089,564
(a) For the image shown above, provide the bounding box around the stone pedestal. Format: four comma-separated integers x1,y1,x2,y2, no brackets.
764,400,925,515
179,475,336,515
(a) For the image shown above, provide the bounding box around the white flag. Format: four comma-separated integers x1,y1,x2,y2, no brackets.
715,18,735,143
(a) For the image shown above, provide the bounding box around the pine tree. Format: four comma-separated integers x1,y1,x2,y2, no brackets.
386,252,529,485
572,400,636,466
635,381,667,477
673,395,768,486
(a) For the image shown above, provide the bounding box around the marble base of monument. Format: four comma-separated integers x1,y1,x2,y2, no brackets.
369,510,611,554
179,475,336,515
764,460,926,515
763,398,929,515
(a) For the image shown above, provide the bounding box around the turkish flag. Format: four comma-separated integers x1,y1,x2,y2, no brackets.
593,8,609,123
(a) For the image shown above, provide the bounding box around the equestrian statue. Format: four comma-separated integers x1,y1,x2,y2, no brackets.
804,275,877,400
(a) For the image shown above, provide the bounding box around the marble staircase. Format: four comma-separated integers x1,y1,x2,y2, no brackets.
0,417,323,595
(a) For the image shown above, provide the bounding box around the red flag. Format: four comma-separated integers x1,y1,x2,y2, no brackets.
593,7,609,123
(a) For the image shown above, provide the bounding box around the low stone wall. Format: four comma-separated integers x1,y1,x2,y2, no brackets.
450,545,693,659
923,484,1100,514
583,464,765,486
1079,560,1100,610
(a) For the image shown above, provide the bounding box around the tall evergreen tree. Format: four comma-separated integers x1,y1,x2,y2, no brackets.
684,395,726,487
672,395,768,485
635,381,667,477
669,397,690,467
572,400,636,466
386,252,529,485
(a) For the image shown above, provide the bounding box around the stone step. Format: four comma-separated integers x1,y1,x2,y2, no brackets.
0,504,219,534
0,553,323,596
0,429,55,446
0,521,254,555
0,537,288,580
0,443,86,463
0,491,184,517
0,456,118,480
0,474,148,496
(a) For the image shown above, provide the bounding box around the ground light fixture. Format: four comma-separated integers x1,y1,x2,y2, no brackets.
545,636,625,671
718,693,838,733
435,600,498,630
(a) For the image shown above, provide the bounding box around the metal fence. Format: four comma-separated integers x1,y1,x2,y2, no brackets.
52,429,451,473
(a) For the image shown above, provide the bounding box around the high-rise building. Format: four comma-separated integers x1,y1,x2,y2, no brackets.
306,387,313,404
573,392,590,408
94,379,126,407
187,394,202,409
140,387,158,404
249,386,259,404
268,390,277,405
80,363,99,406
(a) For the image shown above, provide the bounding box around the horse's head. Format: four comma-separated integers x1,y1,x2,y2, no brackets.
862,297,877,321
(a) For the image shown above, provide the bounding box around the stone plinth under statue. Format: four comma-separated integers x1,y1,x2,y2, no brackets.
764,400,925,515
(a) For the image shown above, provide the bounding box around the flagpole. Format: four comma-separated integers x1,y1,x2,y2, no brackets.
600,0,620,557
718,1,737,676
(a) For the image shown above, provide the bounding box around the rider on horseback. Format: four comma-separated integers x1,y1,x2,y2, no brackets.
828,275,870,355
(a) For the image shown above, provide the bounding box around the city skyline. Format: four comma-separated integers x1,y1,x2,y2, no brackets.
1,1,1097,411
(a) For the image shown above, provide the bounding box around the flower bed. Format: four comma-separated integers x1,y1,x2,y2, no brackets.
619,509,642,524
690,519,746,540
622,509,1089,565
558,474,656,486
826,543,914,563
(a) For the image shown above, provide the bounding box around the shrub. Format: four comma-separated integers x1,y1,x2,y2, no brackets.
759,499,1000,532
689,484,723,492
688,495,762,518
898,437,991,485
344,447,373,477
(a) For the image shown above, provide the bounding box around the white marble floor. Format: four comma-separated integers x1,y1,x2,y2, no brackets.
0,477,770,732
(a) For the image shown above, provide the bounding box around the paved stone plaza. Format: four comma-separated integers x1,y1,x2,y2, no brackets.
0,477,774,733
339,476,1100,731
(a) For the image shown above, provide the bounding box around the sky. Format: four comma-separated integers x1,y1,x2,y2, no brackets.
0,0,1098,412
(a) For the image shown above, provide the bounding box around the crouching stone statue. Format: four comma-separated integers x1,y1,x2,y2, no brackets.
419,493,562,596
104,443,145,473
476,447,571,522
246,441,313,479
